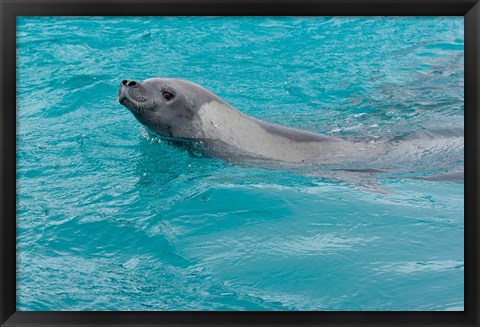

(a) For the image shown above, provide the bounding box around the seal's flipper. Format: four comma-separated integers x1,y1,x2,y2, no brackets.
356,180,391,195
310,169,390,195
409,170,464,183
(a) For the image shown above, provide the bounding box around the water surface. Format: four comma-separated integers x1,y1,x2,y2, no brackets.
16,16,464,311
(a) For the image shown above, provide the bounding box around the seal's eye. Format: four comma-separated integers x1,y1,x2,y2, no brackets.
163,92,174,101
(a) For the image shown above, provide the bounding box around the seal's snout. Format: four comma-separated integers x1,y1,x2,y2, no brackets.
118,79,139,105
122,80,137,87
118,82,126,104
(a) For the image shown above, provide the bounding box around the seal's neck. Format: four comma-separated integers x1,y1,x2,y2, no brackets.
195,101,319,163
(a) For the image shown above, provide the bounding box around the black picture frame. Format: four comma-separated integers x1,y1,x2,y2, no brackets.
1,1,478,326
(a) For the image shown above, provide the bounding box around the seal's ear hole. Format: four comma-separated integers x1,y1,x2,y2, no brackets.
163,92,174,101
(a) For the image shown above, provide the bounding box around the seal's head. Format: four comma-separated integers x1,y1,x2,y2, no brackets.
118,78,222,139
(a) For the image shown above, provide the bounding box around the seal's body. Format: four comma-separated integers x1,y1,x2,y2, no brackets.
118,78,380,165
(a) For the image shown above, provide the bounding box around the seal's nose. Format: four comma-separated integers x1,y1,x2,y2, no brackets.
122,80,137,87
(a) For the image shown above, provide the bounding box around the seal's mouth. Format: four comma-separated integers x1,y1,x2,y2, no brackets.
118,80,153,112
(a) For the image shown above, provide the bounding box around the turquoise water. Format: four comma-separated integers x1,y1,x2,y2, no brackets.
16,17,464,311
